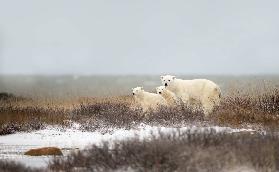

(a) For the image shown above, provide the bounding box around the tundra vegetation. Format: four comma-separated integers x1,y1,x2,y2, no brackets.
1,87,279,134
0,78,279,171
1,130,279,172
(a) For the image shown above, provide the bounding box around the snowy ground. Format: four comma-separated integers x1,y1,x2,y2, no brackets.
0,123,254,168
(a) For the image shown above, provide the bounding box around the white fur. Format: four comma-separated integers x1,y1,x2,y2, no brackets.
161,75,221,116
156,86,180,106
132,87,167,112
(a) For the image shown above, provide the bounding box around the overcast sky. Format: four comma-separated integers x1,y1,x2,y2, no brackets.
0,0,279,75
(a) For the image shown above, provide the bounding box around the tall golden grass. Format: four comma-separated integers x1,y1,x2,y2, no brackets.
0,87,279,135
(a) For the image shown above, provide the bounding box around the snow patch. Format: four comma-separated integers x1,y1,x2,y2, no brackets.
0,124,254,168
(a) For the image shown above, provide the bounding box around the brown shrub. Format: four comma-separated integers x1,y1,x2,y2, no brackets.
49,129,279,172
212,88,279,128
71,101,204,131
0,103,69,135
0,160,42,172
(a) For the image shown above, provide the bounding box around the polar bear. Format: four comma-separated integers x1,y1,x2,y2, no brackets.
160,75,221,116
156,86,180,106
132,87,167,112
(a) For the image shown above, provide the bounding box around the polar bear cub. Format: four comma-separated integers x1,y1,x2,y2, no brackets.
156,86,180,106
160,75,221,116
132,87,167,112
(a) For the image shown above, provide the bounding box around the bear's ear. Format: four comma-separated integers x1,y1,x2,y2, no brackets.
140,87,143,90
160,76,164,79
172,76,176,80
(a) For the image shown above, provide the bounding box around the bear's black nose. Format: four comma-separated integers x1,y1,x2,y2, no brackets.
159,92,161,94
165,83,167,86
132,93,135,95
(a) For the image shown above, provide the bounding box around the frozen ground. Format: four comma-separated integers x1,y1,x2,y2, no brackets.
0,123,254,168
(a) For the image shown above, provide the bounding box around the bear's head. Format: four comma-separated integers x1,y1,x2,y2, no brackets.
156,86,166,95
160,75,176,87
132,87,144,96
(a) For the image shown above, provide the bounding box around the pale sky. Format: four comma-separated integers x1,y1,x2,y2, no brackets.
0,0,279,75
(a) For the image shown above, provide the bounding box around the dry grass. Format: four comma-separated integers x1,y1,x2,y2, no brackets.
48,129,279,172
212,88,279,129
0,104,68,135
1,88,279,171
2,129,279,172
0,160,42,172
0,87,279,135
0,94,204,134
72,100,204,132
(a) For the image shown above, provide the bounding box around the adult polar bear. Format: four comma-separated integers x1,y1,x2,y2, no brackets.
161,75,221,116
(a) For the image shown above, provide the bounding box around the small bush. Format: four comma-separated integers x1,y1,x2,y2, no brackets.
0,160,42,172
0,92,14,101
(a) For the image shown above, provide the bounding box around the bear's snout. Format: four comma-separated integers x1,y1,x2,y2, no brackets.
159,92,161,94
165,83,168,86
132,93,135,95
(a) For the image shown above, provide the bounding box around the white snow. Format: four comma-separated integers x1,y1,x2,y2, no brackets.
0,123,254,168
